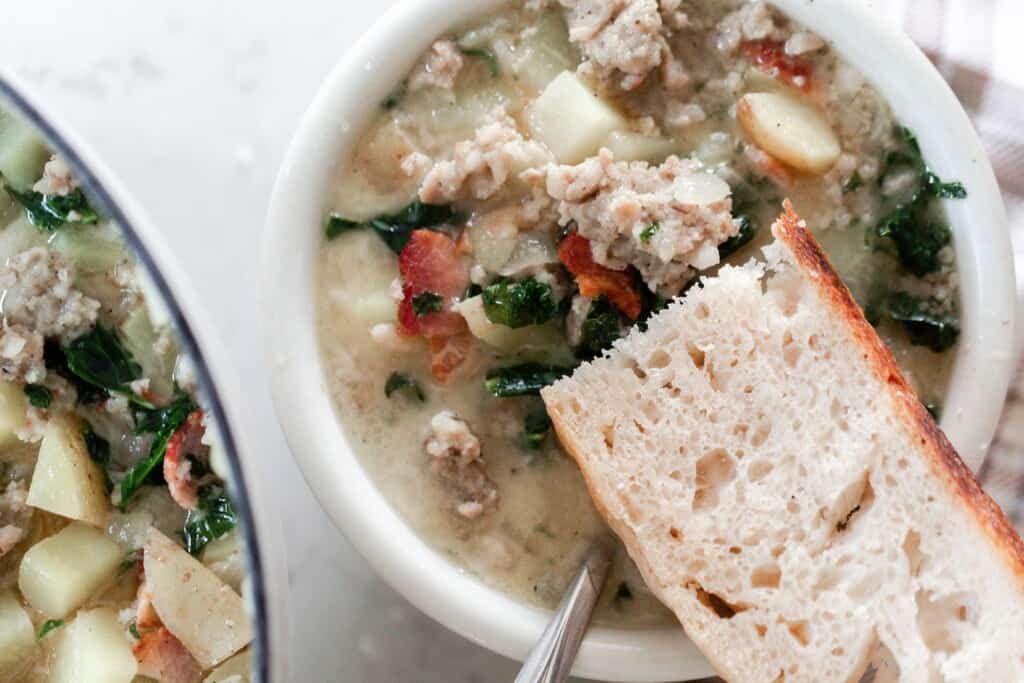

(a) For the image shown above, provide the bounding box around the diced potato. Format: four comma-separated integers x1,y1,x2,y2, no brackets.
455,296,564,352
18,522,122,619
352,292,398,326
0,381,28,450
50,229,126,275
527,71,627,163
203,648,252,683
673,170,732,206
602,131,679,163
144,528,253,669
120,306,175,404
48,608,137,683
0,109,50,190
0,589,37,681
26,415,110,527
467,207,521,272
737,92,841,174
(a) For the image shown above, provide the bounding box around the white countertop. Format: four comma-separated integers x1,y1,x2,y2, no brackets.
0,2,924,682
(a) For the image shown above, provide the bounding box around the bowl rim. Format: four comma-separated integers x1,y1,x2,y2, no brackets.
0,72,291,683
261,0,1015,680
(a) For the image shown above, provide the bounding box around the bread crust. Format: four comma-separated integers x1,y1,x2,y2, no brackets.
772,200,1024,588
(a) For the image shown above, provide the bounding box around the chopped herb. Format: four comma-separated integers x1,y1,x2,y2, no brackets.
485,363,573,397
843,171,864,194
63,325,151,408
183,485,237,555
6,186,98,231
874,126,966,276
886,292,960,352
612,581,633,607
325,215,360,239
482,277,558,329
639,222,660,243
37,619,64,640
326,201,458,253
120,394,197,509
118,550,141,575
83,425,113,493
384,372,425,401
718,215,755,260
412,291,444,316
924,401,941,421
459,47,500,78
520,406,551,450
23,383,52,409
382,80,408,110
464,283,483,299
128,622,141,640
577,295,624,359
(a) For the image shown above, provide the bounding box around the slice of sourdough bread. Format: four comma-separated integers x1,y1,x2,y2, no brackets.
542,203,1024,683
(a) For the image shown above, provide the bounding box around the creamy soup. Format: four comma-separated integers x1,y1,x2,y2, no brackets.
318,0,963,626
0,106,252,682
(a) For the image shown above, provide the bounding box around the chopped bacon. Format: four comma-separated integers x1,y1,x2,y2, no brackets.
133,627,203,683
163,411,207,510
135,569,161,629
396,229,470,339
742,40,813,92
558,233,643,319
429,334,473,384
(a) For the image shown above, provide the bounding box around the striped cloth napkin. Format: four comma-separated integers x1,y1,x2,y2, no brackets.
888,0,1024,531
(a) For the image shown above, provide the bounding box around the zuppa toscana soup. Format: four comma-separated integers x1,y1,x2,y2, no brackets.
0,107,252,683
318,0,964,625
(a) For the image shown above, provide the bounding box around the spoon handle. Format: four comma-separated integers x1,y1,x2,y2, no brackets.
514,541,614,683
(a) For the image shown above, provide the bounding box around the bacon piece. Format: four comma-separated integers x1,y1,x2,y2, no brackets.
163,411,206,510
397,229,470,339
133,627,203,683
135,569,161,629
429,334,473,384
742,40,813,92
558,233,643,319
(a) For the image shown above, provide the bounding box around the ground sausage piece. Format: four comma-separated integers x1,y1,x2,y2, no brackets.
544,149,739,294
32,154,77,196
417,111,553,204
424,411,498,519
0,481,32,559
410,39,465,91
561,0,669,90
0,247,100,341
0,325,44,384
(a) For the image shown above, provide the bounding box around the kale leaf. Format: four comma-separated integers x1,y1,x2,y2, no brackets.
886,292,960,352
874,126,966,277
718,215,755,260
43,340,106,404
482,277,558,328
120,394,197,509
63,325,152,407
520,405,551,451
23,384,52,409
325,200,457,253
6,186,98,231
459,47,500,78
183,485,237,555
384,372,425,401
577,295,624,359
485,363,573,397
412,291,443,316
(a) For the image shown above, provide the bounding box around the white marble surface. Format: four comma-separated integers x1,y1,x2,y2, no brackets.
0,2,913,682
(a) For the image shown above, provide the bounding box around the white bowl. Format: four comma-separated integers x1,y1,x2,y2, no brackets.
0,72,291,683
262,1,1015,680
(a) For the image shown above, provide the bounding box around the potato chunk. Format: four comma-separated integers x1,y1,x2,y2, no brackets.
203,649,252,682
18,522,122,618
527,71,626,163
48,608,137,683
0,381,28,450
602,131,678,164
26,414,110,526
144,528,253,669
737,92,841,174
0,589,37,680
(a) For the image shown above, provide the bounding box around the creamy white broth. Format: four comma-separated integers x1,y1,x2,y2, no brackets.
318,0,960,626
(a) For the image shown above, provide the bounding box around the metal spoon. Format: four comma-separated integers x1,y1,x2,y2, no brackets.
514,539,615,683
